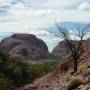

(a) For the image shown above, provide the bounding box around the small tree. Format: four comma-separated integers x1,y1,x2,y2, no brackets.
56,23,90,73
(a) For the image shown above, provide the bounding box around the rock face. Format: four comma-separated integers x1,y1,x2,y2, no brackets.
52,41,69,55
52,40,89,55
52,40,78,55
0,34,49,59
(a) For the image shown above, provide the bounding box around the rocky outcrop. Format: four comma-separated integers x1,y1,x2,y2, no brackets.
52,39,90,56
0,34,49,59
52,40,69,55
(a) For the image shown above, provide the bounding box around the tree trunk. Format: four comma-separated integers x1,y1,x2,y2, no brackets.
73,59,78,73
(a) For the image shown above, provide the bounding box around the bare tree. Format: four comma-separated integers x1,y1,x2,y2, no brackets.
56,23,90,73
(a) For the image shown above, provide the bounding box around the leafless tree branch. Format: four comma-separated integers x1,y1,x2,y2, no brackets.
56,23,90,73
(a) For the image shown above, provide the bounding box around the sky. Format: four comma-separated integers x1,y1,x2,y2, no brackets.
0,0,90,52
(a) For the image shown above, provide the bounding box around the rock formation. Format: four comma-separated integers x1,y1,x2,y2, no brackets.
0,34,49,59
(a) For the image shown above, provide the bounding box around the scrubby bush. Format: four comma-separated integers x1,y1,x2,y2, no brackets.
79,65,90,76
67,74,72,81
0,78,15,90
42,61,56,73
27,64,45,81
0,48,57,88
84,68,90,76
67,76,83,90
79,65,87,74
9,56,56,86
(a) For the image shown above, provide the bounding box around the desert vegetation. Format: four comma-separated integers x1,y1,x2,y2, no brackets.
0,48,59,89
67,76,83,90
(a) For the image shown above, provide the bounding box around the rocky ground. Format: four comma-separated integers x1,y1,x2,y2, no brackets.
21,64,90,90
21,39,90,90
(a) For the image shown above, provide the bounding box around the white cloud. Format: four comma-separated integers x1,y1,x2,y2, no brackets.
78,2,90,11
0,0,90,51
9,2,53,17
28,30,60,52
0,0,8,4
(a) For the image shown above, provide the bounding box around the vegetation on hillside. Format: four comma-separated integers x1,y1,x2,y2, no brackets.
0,48,59,89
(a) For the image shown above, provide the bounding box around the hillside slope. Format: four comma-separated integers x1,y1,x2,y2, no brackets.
22,39,90,90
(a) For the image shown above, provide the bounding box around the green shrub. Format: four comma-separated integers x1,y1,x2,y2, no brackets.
79,65,90,76
0,78,15,90
0,50,57,87
32,65,45,77
42,62,56,73
67,76,83,90
9,56,54,85
84,68,90,76
79,65,87,74
67,74,72,81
